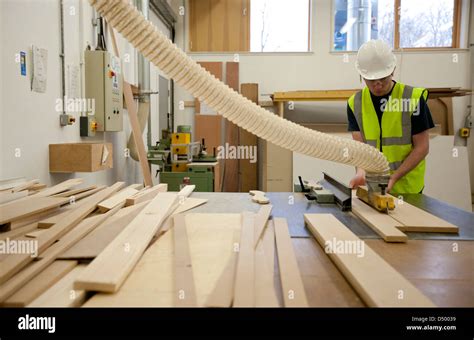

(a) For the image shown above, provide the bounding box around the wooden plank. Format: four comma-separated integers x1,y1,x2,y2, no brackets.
0,183,124,285
25,229,47,238
35,182,124,253
233,211,255,307
3,260,77,307
58,201,149,260
53,185,97,197
304,214,435,307
97,187,139,212
107,21,152,187
0,191,28,204
205,230,239,307
195,62,223,113
0,205,123,302
35,178,84,197
255,224,279,307
0,222,37,241
262,220,276,273
0,196,70,225
389,196,459,233
84,213,240,307
11,179,40,192
351,198,408,243
253,205,273,248
37,186,106,229
74,192,180,293
9,207,60,230
173,214,197,307
159,198,209,235
274,218,308,307
125,184,167,206
29,265,87,307
0,177,26,191
239,83,258,192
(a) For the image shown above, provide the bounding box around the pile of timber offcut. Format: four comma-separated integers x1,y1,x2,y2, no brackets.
0,177,309,308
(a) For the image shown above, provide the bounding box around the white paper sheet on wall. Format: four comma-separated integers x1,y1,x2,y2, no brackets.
31,45,48,93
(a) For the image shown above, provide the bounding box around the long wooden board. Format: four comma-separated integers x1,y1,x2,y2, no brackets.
389,195,459,233
53,185,97,197
9,207,61,230
274,218,308,307
3,260,77,307
0,191,28,204
253,204,272,248
255,224,279,307
233,211,255,307
125,184,167,206
0,206,122,302
352,198,408,243
0,196,70,225
35,178,83,197
74,192,180,293
107,24,152,187
173,214,197,307
304,214,435,307
29,265,87,307
58,201,149,260
159,198,209,234
205,230,240,307
98,187,139,212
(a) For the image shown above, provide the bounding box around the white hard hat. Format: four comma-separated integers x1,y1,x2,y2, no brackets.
355,40,396,80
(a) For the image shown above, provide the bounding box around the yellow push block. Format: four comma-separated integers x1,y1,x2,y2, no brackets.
172,133,191,145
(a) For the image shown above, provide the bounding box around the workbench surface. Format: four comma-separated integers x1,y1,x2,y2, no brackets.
189,192,474,307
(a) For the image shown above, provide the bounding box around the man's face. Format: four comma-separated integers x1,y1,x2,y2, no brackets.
364,74,393,96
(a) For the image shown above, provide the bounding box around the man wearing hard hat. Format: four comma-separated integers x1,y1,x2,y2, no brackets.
348,40,434,194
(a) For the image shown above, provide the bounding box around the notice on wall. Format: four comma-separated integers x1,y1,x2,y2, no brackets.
31,45,48,93
67,64,80,99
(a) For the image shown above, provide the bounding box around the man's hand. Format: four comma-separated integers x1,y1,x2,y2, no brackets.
349,169,366,189
387,176,397,193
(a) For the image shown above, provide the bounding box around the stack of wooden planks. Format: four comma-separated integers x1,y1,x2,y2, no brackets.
0,178,205,307
0,175,308,307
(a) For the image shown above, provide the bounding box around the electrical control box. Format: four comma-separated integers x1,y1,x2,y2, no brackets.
84,50,123,131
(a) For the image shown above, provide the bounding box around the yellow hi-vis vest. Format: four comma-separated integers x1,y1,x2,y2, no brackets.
348,82,428,194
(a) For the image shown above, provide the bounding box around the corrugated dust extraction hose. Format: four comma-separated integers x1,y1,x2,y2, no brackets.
89,0,390,174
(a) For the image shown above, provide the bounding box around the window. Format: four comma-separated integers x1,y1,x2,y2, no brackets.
188,0,310,53
332,0,462,51
333,0,394,51
399,0,454,48
250,0,311,52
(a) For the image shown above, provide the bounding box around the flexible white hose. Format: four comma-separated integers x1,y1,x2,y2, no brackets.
89,0,390,173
